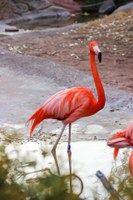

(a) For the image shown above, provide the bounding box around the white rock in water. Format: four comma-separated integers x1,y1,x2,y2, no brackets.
84,124,108,135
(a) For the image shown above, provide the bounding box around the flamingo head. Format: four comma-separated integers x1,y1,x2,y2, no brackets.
107,130,133,161
89,41,102,63
107,126,133,177
107,131,132,148
107,131,130,160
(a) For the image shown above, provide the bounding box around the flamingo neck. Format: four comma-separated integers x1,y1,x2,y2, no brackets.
90,51,106,110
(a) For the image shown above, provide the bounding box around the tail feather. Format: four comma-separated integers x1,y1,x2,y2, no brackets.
113,148,120,160
26,106,46,137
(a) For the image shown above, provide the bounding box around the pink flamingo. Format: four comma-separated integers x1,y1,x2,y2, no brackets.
107,120,133,176
26,41,106,175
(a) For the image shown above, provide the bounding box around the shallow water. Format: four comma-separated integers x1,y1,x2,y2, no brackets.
5,140,124,199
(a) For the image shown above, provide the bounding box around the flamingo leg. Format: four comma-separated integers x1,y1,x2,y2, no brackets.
51,124,66,176
67,123,73,196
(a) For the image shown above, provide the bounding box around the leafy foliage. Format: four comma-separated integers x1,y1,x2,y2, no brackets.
108,150,133,200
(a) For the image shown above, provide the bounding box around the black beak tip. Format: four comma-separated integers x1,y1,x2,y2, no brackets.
98,52,102,63
107,142,110,146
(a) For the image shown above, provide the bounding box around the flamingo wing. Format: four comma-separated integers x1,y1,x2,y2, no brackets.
44,86,96,123
27,86,96,137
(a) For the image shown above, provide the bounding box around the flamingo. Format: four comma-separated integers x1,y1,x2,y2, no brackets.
26,41,106,176
107,120,133,176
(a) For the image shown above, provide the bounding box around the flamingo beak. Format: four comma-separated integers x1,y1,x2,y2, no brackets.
93,45,102,63
98,52,102,63
107,137,132,148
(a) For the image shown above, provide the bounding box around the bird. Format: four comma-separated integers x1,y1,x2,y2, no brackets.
107,120,133,176
26,41,106,175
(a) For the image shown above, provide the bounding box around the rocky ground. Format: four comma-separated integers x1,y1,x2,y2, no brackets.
1,10,133,92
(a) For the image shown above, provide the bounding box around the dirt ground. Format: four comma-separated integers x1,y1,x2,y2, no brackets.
1,11,133,93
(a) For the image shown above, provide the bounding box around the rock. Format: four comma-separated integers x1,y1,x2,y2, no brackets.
0,0,17,19
113,2,133,13
99,0,116,14
15,3,29,14
0,0,72,22
46,6,71,17
128,27,133,31
2,6,71,26
26,0,51,11
5,26,19,32
49,0,81,12
84,124,108,140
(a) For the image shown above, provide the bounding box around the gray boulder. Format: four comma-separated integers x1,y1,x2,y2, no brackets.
114,2,133,13
2,5,71,26
0,0,72,21
99,0,116,14
26,0,51,11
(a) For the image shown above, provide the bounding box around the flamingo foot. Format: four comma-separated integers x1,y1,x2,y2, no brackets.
67,144,72,154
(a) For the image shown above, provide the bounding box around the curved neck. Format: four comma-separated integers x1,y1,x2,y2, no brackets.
90,51,106,109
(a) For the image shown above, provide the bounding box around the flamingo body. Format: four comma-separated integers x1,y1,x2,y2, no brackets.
107,120,133,176
27,86,102,136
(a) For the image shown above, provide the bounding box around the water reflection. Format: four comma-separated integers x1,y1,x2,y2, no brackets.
5,140,118,199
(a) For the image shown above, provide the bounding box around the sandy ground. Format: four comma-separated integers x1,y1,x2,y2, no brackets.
0,11,132,141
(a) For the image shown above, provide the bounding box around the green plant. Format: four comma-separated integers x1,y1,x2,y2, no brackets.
108,150,133,200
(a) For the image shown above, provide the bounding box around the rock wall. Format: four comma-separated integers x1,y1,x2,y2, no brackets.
0,0,81,20
0,0,132,20
0,0,52,20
